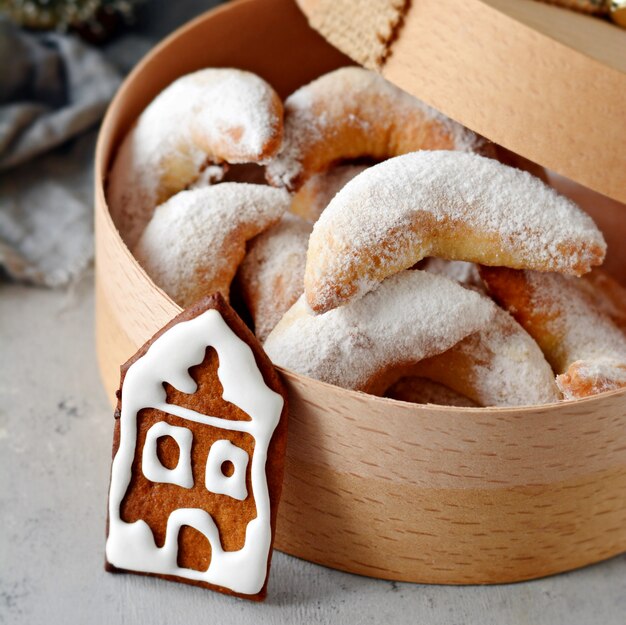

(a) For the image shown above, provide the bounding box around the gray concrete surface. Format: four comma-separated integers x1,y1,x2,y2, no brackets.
1,275,625,624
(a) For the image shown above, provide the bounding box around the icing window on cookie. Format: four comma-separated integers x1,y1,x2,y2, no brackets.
205,439,249,500
142,422,194,488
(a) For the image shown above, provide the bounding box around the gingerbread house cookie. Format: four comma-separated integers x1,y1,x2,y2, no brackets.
105,294,288,600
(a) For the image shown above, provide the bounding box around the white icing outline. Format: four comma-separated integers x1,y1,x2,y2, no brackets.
205,439,249,501
142,422,194,489
106,309,284,595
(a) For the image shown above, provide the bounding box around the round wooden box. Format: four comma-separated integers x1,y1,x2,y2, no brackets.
95,0,626,584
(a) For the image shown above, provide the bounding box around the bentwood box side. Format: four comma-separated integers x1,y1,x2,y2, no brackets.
95,0,626,584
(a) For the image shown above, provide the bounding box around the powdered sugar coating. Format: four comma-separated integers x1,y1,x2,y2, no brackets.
386,303,561,407
579,269,626,334
108,68,283,248
429,303,559,406
305,151,606,313
264,270,494,390
557,359,626,400
266,67,486,191
134,184,290,307
290,164,369,223
409,266,559,406
188,165,227,189
521,271,626,371
481,267,626,400
238,213,312,342
420,258,485,293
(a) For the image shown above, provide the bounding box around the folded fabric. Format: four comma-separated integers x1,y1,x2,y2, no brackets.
0,18,120,285
0,19,120,170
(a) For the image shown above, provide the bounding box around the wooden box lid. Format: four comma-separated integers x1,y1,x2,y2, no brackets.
296,0,626,204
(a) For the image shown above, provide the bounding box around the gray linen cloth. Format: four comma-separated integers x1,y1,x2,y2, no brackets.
0,1,219,287
0,19,120,286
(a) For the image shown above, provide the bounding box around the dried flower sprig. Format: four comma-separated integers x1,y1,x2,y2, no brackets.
0,0,143,35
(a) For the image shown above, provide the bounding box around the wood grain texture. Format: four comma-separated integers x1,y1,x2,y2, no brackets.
94,0,626,584
275,374,626,583
296,0,626,204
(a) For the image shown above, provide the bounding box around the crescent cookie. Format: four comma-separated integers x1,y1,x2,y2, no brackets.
290,164,369,223
578,269,626,334
371,270,559,406
237,213,312,342
265,66,488,191
134,184,290,308
108,68,284,248
376,303,560,407
264,270,495,392
479,266,626,400
556,361,626,400
305,151,606,314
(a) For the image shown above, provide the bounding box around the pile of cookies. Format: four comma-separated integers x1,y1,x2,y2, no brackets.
107,66,626,407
